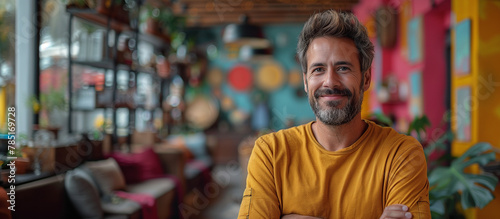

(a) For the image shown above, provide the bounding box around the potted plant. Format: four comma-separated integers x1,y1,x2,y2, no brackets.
404,115,498,218
0,146,30,177
30,88,68,139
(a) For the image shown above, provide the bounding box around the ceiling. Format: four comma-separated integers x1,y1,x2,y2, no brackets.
168,0,359,27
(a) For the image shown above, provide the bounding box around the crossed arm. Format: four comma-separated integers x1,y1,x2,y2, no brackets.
282,204,413,219
238,138,430,219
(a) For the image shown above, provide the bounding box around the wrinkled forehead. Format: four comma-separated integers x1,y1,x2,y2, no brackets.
306,37,360,68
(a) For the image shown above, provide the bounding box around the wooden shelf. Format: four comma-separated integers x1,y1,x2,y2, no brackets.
67,8,133,32
123,30,171,48
72,60,132,71
72,60,113,69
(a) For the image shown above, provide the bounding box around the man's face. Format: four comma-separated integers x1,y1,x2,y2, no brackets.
303,36,371,126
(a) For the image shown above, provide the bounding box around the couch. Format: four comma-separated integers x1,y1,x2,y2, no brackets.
12,147,184,219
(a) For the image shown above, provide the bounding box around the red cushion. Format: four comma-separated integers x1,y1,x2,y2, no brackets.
108,148,164,184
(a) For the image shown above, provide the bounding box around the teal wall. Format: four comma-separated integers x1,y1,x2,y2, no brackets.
196,23,315,130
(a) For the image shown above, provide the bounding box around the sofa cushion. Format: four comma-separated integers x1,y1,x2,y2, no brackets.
127,178,176,198
101,198,141,216
109,148,165,184
84,158,126,195
65,168,103,219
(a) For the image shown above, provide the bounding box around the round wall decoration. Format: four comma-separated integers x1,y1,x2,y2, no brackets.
288,68,303,88
207,68,224,87
185,95,219,129
256,62,285,92
228,65,253,92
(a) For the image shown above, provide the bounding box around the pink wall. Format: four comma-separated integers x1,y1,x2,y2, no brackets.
354,0,450,138
422,1,450,139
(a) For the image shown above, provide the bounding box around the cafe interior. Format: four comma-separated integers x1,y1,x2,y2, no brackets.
0,0,499,218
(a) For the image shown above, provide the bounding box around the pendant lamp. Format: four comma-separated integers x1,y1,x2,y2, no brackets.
222,15,270,48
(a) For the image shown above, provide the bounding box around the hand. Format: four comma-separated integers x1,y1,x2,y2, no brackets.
379,204,412,219
281,214,323,219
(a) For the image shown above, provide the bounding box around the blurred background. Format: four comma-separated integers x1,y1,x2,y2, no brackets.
0,0,499,219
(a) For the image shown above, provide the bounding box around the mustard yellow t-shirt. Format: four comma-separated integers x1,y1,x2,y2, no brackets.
238,120,430,218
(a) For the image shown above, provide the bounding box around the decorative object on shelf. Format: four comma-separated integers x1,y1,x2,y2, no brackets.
256,61,285,92
95,88,113,108
377,74,408,104
73,87,96,110
30,88,68,129
156,55,170,78
117,37,133,65
0,145,30,175
141,4,185,39
222,15,270,49
454,19,471,76
228,65,253,92
32,130,55,175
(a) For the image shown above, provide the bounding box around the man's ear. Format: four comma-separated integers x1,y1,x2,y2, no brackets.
303,73,308,93
362,68,371,91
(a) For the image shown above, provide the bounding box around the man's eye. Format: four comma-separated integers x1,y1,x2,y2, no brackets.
337,66,351,72
312,68,324,73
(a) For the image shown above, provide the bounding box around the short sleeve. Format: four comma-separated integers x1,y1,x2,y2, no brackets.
386,141,431,218
238,138,281,219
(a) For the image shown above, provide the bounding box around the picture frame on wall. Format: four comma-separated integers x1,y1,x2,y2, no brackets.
407,16,423,63
455,86,471,142
409,71,423,118
454,19,471,76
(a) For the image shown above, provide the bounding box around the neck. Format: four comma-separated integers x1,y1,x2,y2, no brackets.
311,115,367,152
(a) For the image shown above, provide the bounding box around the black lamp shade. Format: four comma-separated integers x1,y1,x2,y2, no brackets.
223,15,270,48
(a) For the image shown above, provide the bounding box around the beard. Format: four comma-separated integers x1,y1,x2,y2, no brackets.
308,86,364,126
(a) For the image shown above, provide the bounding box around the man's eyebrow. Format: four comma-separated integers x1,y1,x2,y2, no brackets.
308,63,325,69
334,61,354,66
308,61,353,70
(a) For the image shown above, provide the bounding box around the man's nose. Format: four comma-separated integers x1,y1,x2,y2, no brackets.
322,68,342,88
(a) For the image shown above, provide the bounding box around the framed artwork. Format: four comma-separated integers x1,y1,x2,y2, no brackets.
455,87,471,142
407,16,423,63
454,19,471,75
409,71,422,118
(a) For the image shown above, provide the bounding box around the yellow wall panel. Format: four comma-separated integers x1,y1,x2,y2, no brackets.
477,0,500,150
452,0,500,218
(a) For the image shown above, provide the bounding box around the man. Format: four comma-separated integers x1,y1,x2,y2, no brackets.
238,10,430,219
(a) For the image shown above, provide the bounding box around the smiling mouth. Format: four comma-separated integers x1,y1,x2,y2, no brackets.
319,95,346,101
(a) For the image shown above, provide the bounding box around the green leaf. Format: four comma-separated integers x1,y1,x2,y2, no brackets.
428,143,498,211
452,142,495,169
461,183,496,209
407,115,431,140
424,131,453,157
369,112,393,127
429,167,452,188
449,143,498,209
430,198,446,215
